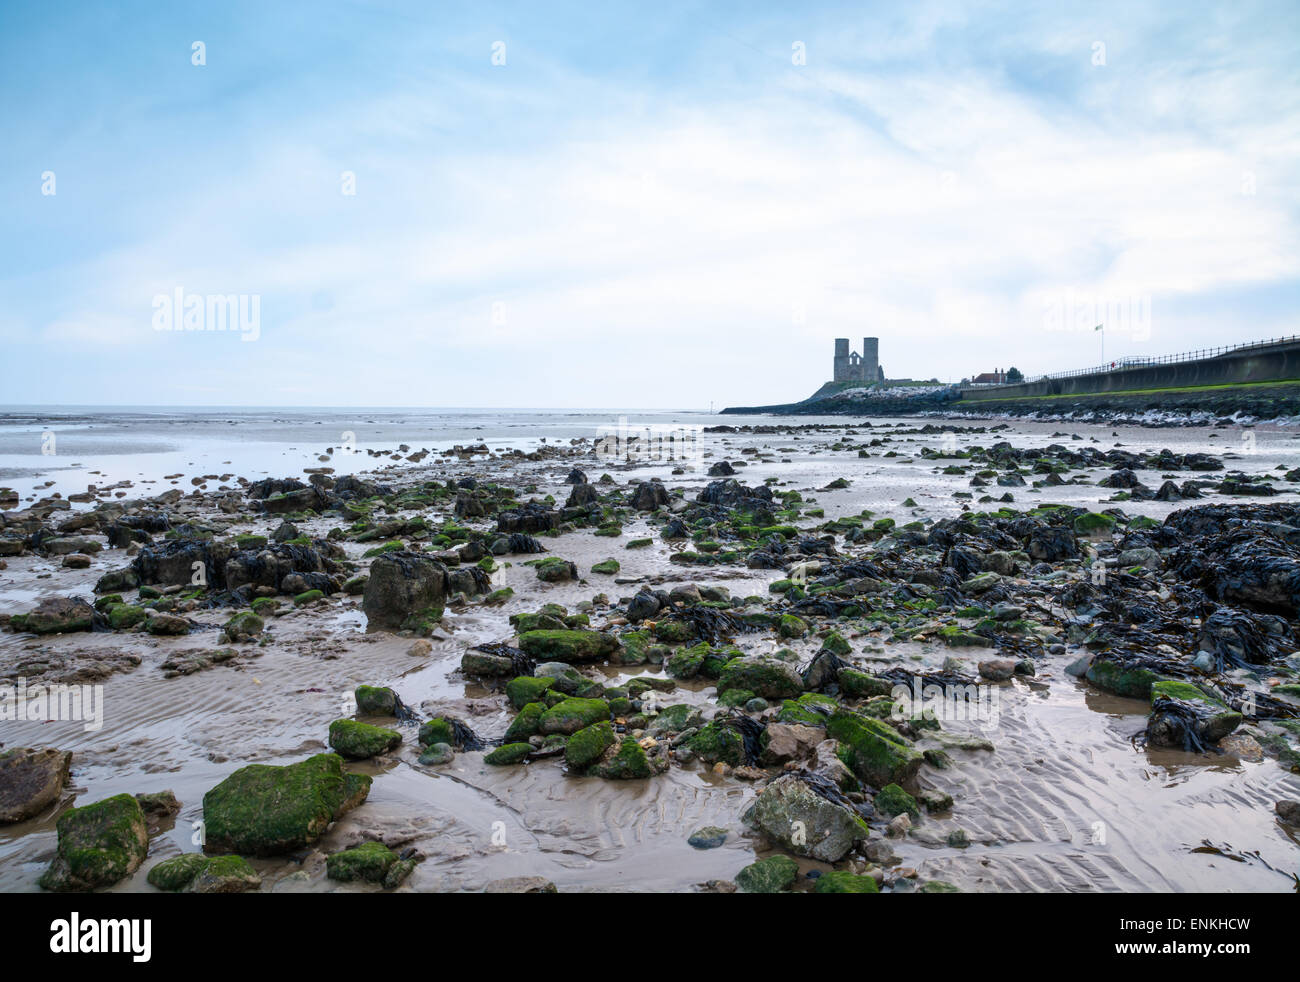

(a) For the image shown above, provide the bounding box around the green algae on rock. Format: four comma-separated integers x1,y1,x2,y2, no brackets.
39,793,149,892
202,753,371,856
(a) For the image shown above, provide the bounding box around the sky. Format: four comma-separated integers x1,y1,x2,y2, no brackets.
2,0,1298,408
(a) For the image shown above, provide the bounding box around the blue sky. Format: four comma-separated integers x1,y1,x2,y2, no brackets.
2,0,1297,407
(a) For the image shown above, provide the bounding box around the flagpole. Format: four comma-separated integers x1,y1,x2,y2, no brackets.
1097,323,1104,365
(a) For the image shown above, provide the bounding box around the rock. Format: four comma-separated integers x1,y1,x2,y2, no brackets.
540,698,611,735
146,853,210,891
873,783,920,820
353,685,398,716
718,655,804,700
39,793,149,892
826,710,923,787
1027,527,1078,562
484,743,532,765
44,536,103,556
960,572,1002,594
186,855,261,893
687,826,728,849
814,870,880,893
518,629,619,663
589,737,657,779
461,651,515,676
886,812,912,838
565,721,615,770
328,719,402,759
146,613,190,636
760,723,824,765
565,483,599,508
363,551,487,632
735,854,797,893
747,773,869,862
418,743,455,765
221,611,264,642
1276,800,1300,826
626,590,661,622
407,639,432,657
0,748,72,823
1118,547,1161,570
326,841,397,883
201,753,371,856
9,597,95,635
484,876,557,893
978,658,1016,682
1145,681,1242,748
631,482,670,511
61,553,92,569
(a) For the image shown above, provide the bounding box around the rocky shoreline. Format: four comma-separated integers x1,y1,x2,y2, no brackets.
723,382,1300,428
2,419,1299,893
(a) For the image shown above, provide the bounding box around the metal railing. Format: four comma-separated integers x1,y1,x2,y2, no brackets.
958,334,1300,390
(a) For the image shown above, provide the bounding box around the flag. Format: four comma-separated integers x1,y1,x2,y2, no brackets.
1094,324,1103,331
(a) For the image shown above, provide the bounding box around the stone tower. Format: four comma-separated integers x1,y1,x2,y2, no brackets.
832,337,881,383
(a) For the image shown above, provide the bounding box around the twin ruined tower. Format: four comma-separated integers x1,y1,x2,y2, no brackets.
833,337,884,384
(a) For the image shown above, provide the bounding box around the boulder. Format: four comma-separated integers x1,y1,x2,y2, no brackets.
746,773,869,862
0,747,72,823
39,793,149,892
201,753,371,856
10,597,95,635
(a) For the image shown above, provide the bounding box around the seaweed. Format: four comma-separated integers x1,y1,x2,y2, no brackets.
717,713,765,766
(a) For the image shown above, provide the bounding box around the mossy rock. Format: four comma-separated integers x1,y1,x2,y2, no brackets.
838,668,892,699
518,629,619,663
146,853,210,891
776,692,839,725
202,753,371,856
717,656,804,699
873,783,920,820
539,697,610,735
820,631,851,656
919,879,961,893
777,614,809,639
506,675,554,710
683,720,744,766
504,702,545,742
1073,512,1116,535
328,719,401,760
938,625,986,647
108,604,147,630
148,853,260,893
418,717,454,747
326,841,397,883
565,720,615,771
187,853,261,893
293,589,324,606
39,793,149,892
591,559,620,575
647,703,702,734
652,619,696,644
735,854,798,893
826,710,923,787
222,610,264,642
814,870,880,893
1086,658,1167,699
485,742,533,765
354,685,398,716
590,737,654,779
